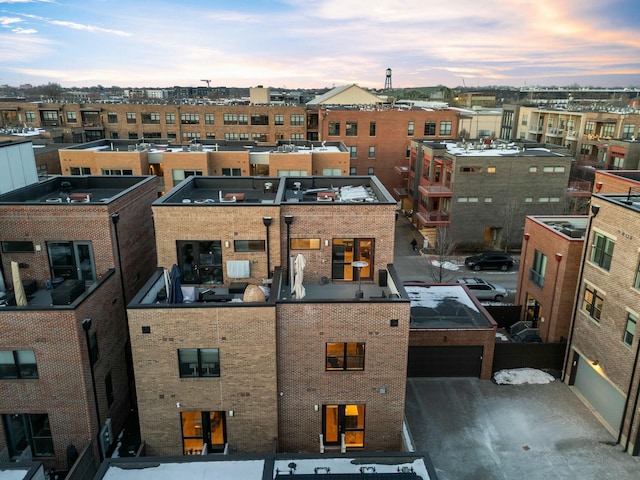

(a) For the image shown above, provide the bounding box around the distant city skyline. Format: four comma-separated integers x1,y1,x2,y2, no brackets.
0,0,639,90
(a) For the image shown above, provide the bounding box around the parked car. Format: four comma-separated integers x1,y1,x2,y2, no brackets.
456,277,508,301
464,252,514,271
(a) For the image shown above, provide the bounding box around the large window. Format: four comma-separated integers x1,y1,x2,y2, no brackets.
251,114,269,125
332,239,373,281
407,121,414,136
1,241,34,253
2,413,53,457
178,348,220,377
107,112,118,123
165,113,175,124
252,133,268,142
584,121,595,134
70,166,91,175
102,168,133,175
529,250,547,288
323,405,365,448
274,114,284,126
172,169,203,183
178,241,223,284
345,121,358,136
624,312,637,347
326,342,365,371
205,113,215,125
622,124,635,140
181,113,200,125
369,121,376,136
328,122,340,136
0,350,38,379
141,112,160,124
221,167,241,176
66,111,77,123
582,284,604,321
181,411,226,455
635,260,640,290
47,241,96,282
440,121,452,136
424,122,435,136
290,238,320,249
126,112,136,124
25,111,36,123
590,232,614,271
291,114,304,126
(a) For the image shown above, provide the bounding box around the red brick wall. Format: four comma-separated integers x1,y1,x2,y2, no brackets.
276,301,410,452
127,305,278,455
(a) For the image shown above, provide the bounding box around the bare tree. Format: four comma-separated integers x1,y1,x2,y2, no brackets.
426,227,458,283
500,198,520,252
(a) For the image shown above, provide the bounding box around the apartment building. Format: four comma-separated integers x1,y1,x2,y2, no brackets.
515,216,587,343
127,175,412,456
564,192,640,455
0,175,158,471
58,140,350,193
405,140,573,249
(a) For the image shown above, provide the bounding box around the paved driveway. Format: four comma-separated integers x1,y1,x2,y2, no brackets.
405,378,640,480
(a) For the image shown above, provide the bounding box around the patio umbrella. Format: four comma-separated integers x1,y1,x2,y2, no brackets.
293,253,306,299
169,264,183,304
11,261,28,306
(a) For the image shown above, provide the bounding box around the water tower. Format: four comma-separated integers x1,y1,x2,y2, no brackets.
384,68,392,90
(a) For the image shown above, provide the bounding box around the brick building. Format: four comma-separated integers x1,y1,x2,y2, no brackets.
0,175,157,471
564,193,640,454
515,216,587,342
58,140,350,193
406,140,573,249
127,175,413,455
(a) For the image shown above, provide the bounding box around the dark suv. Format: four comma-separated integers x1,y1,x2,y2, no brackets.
464,252,514,271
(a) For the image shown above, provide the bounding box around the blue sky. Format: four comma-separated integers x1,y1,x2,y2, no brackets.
0,0,639,89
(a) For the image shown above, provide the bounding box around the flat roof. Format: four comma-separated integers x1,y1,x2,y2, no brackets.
0,175,156,205
156,176,396,206
595,192,640,214
404,285,495,328
529,215,588,239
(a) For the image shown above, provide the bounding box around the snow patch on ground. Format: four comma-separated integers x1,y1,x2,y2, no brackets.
493,368,555,385
495,332,509,341
429,259,460,271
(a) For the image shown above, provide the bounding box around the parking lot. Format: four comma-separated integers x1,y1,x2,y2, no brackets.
405,378,640,480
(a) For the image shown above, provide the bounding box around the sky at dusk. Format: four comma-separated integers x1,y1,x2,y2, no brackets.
1,0,639,90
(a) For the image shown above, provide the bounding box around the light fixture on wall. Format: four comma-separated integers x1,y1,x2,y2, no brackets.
314,404,319,412
228,410,234,417
592,360,599,366
224,241,230,248
324,239,329,247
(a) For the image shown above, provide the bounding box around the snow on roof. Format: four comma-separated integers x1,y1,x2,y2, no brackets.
102,460,265,480
404,285,478,311
0,470,32,480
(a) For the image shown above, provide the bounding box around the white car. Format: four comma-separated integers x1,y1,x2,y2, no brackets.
456,277,508,301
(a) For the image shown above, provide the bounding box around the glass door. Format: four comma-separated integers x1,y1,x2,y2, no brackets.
331,239,374,281
322,404,365,448
74,241,96,283
181,411,227,455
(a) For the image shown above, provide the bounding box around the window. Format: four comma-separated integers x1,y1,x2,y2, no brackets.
350,167,357,175
346,121,358,136
459,166,482,173
542,166,566,173
323,404,365,448
368,146,375,159
224,113,238,124
25,111,36,123
601,124,615,137
167,132,176,140
165,113,175,125
538,197,549,203
521,114,528,126
528,166,538,173
277,169,308,176
487,166,496,173
66,111,77,123
69,166,91,175
206,132,216,139
582,284,604,321
590,232,614,271
407,121,414,136
128,132,138,140
181,113,200,125
584,121,595,134
328,121,340,136
205,113,215,125
178,348,220,377
108,112,118,123
88,332,99,365
1,241,34,253
2,413,53,457
178,241,222,284
182,132,201,140
221,168,241,176
101,168,133,175
484,197,493,203
274,114,284,126
105,372,114,407
250,114,269,125
0,350,38,379
524,197,533,203
349,146,357,159
290,114,304,126
238,114,248,125
369,121,376,136
439,121,452,136
624,312,637,346
224,133,238,141
126,112,136,124
529,250,547,288
290,133,304,141
41,111,57,122
47,241,96,282
622,124,635,140
252,133,268,142
234,240,265,252
635,260,640,289
322,168,342,176
239,132,248,140
181,411,227,455
367,167,374,175
290,238,320,249
141,112,160,124
172,169,203,183
326,342,365,371
478,129,490,137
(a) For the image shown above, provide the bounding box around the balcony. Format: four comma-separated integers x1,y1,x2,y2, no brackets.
415,209,450,227
417,181,452,197
529,126,543,134
565,131,578,141
545,128,563,138
567,179,592,197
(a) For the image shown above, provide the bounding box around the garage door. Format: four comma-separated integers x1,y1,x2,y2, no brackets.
407,346,483,377
572,354,625,432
